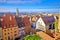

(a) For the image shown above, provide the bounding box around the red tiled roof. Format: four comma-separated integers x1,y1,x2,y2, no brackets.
1,14,17,29
22,17,31,26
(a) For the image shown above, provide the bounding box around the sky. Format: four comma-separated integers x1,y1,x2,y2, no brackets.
0,0,60,12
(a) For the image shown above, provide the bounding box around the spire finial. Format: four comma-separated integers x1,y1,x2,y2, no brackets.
16,8,19,16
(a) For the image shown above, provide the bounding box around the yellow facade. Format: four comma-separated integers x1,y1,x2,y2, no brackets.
0,28,2,40
32,16,37,22
11,27,18,38
2,26,18,40
2,29,8,40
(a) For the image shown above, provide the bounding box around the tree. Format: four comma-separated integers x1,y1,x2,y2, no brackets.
24,34,41,40
54,19,59,31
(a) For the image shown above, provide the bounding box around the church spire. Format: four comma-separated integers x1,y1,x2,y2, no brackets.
16,8,19,16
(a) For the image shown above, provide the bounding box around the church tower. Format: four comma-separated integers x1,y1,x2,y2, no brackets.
16,8,19,16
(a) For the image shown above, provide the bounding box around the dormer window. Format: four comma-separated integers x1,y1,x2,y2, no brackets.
4,26,6,28
4,14,6,17
14,16,15,18
10,16,12,21
14,25,16,27
10,25,12,27
0,19,3,22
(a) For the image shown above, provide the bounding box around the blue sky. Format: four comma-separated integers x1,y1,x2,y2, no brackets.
0,0,60,12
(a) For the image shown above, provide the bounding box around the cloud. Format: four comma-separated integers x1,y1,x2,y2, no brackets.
0,6,60,12
0,0,5,2
0,0,40,4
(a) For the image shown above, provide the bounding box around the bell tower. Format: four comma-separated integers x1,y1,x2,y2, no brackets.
16,8,19,16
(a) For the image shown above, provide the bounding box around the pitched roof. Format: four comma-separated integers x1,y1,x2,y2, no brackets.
1,14,18,28
21,17,31,26
41,16,55,25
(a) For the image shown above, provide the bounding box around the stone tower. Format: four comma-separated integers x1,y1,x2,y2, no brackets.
16,8,19,16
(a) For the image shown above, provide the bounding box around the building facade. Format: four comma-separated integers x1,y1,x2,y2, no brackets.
15,16,25,37
36,16,55,32
22,17,31,34
1,14,18,40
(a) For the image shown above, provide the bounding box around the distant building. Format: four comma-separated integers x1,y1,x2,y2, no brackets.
16,8,19,16
15,8,26,37
36,16,55,32
15,16,25,37
21,17,31,34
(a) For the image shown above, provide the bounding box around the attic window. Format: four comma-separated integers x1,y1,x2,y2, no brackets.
4,14,6,16
10,25,12,27
0,19,3,22
14,16,15,18
14,25,16,27
10,16,12,21
4,26,6,28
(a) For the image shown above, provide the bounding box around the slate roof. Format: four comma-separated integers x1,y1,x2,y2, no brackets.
41,16,55,25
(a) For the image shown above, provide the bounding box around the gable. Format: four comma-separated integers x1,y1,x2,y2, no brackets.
37,17,45,27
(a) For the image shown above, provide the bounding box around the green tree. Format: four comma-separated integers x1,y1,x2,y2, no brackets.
54,19,59,31
24,34,41,40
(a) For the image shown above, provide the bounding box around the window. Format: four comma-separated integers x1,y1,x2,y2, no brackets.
5,33,6,35
4,26,6,28
5,37,6,39
49,24,55,29
14,25,16,27
14,34,17,36
8,33,9,34
11,29,12,30
8,29,9,31
14,31,16,33
49,24,51,29
11,32,12,33
8,36,10,40
14,28,16,30
10,25,12,27
4,30,6,32
1,19,3,22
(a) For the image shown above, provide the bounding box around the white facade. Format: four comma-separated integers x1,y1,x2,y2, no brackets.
36,17,46,31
